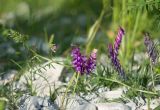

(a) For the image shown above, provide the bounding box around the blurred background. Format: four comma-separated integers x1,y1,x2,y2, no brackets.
0,0,160,72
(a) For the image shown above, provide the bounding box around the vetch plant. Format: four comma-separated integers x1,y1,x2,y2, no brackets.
71,47,97,75
71,47,87,75
108,27,125,78
86,49,97,74
60,47,97,109
144,33,159,88
71,47,97,96
113,27,125,57
144,33,158,65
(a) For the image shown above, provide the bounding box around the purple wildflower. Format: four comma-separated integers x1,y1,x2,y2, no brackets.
144,33,158,65
108,44,125,77
86,49,97,73
108,27,125,78
71,47,97,75
114,27,125,56
71,48,87,74
108,44,116,65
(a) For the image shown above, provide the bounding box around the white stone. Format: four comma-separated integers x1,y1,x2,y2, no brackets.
99,54,110,67
100,88,125,100
18,95,58,110
97,87,108,93
135,97,145,106
155,85,160,91
55,95,97,110
134,53,147,64
126,101,136,110
0,70,17,85
18,58,64,96
140,99,160,110
96,103,131,110
84,93,98,103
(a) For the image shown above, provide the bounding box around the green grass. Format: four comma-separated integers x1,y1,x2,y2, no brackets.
0,100,6,110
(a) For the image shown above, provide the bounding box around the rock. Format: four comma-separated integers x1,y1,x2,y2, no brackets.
96,103,131,110
17,58,64,96
97,87,108,93
2,70,17,80
18,94,97,110
140,99,160,110
125,101,137,110
55,95,97,110
83,93,99,102
132,65,140,71
99,54,110,67
135,97,146,106
18,95,58,110
12,81,27,91
0,70,17,85
91,96,107,103
134,53,147,64
100,88,126,100
81,87,109,103
64,72,74,82
155,85,160,91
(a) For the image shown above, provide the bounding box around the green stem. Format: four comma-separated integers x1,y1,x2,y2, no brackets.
131,7,141,42
30,71,33,95
86,9,105,54
122,0,126,27
60,72,77,109
73,73,80,96
147,97,151,110
151,64,155,90
35,54,72,67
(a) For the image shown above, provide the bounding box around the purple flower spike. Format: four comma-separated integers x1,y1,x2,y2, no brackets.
144,33,158,65
71,48,87,74
71,47,97,75
108,44,125,77
108,27,125,78
108,44,115,64
86,49,97,73
114,27,125,56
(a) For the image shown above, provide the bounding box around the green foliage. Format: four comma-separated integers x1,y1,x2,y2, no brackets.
0,100,6,110
154,105,160,110
0,83,21,110
3,29,28,43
